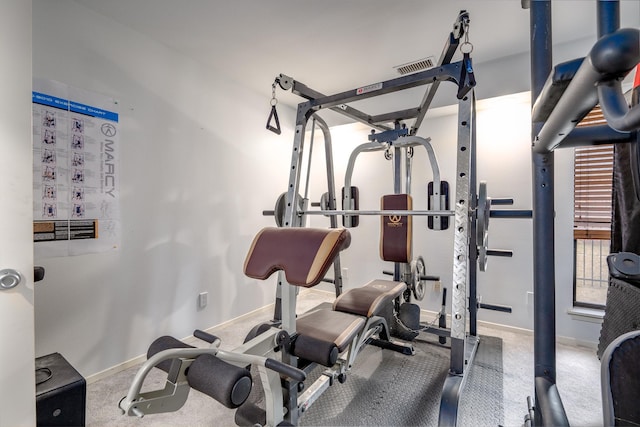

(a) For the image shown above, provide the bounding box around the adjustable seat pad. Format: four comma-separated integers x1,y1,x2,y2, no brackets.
244,227,351,287
296,308,365,353
333,280,406,317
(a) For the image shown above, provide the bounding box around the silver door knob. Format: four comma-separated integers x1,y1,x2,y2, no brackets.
0,269,22,290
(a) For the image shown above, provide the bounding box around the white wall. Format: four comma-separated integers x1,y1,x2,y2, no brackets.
33,1,294,377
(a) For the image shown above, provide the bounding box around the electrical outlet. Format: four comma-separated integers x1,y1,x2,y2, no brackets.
341,267,349,288
433,280,441,293
198,292,208,309
526,291,534,306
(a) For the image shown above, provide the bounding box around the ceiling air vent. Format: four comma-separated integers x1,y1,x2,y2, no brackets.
393,56,436,75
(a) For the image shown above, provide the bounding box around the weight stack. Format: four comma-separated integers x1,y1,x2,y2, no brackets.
35,353,86,427
598,278,640,359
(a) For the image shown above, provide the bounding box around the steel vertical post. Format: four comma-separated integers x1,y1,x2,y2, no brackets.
597,0,619,38
469,92,478,337
394,146,402,281
316,116,344,296
530,0,554,381
530,1,569,425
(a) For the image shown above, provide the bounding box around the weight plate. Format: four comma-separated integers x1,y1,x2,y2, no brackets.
476,181,490,243
320,192,331,217
476,181,490,271
243,322,273,344
413,256,427,301
274,192,304,227
479,233,489,272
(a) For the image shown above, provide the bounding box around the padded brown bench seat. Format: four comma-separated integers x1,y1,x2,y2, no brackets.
334,280,406,317
296,308,365,353
293,280,405,366
294,308,366,366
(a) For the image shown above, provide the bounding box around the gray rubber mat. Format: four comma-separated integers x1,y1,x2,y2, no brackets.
459,336,504,426
300,335,503,427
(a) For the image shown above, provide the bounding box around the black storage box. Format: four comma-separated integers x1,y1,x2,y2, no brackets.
35,352,86,427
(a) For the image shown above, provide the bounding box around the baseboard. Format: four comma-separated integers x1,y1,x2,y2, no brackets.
86,303,279,385
417,308,598,349
86,354,147,385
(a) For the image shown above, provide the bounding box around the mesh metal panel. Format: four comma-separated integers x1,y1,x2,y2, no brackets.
598,278,640,358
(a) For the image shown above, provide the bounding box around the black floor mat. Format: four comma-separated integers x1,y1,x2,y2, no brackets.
299,335,504,427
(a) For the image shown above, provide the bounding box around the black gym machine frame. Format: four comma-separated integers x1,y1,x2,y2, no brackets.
526,1,640,425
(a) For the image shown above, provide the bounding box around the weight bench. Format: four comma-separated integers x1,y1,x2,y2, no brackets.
244,227,414,369
120,226,413,426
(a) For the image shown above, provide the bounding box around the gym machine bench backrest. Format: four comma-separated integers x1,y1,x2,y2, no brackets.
244,227,351,287
380,194,412,264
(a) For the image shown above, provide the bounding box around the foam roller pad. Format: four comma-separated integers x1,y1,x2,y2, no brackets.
187,354,252,409
293,334,339,367
147,336,194,373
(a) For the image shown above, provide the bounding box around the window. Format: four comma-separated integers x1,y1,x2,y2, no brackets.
573,107,612,308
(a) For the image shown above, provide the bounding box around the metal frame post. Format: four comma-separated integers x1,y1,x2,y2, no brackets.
527,2,629,425
279,105,311,334
597,0,619,38
438,89,479,427
393,145,403,281
529,1,568,425
469,91,479,338
315,116,344,295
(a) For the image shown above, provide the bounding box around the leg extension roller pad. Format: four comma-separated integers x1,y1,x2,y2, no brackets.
147,336,195,373
293,334,339,367
147,335,252,409
187,354,252,409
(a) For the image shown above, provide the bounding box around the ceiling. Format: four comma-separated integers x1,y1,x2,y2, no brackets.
72,0,639,126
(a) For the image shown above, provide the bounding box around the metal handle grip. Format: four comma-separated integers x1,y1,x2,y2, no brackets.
193,329,220,344
264,358,306,382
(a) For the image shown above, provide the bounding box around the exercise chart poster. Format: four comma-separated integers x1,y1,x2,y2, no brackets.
32,79,120,257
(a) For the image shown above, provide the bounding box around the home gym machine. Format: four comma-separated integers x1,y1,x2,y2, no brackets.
118,10,523,427
525,0,640,425
263,9,522,426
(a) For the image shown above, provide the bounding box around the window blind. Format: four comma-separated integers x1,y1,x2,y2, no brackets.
573,106,613,240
